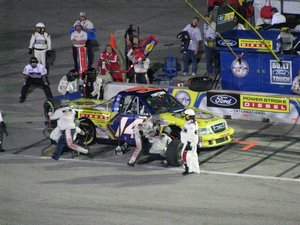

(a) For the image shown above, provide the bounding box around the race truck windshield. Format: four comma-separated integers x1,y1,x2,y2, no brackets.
143,91,185,114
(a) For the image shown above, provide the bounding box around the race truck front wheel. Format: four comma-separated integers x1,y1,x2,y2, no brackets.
166,140,183,167
77,119,96,145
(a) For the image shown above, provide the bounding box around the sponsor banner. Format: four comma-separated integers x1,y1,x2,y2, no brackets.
217,39,237,47
238,39,273,50
217,12,235,25
240,95,290,113
270,60,292,85
207,92,240,109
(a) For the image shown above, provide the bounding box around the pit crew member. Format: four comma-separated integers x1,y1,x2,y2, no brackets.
181,109,200,175
58,69,80,95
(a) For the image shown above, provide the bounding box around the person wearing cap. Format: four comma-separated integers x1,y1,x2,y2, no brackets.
73,12,96,68
19,57,53,103
71,21,88,71
28,22,52,68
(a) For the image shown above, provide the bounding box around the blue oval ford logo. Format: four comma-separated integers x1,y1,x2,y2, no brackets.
210,95,237,107
218,39,237,47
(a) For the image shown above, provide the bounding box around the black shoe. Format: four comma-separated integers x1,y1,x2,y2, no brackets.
0,149,5,152
182,171,189,176
127,162,135,167
19,97,25,103
51,155,59,161
71,151,79,158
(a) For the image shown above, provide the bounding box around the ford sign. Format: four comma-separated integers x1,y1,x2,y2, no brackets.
210,95,238,107
218,39,237,47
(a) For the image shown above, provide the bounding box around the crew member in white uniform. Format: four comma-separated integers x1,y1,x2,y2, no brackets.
271,7,286,25
137,126,172,166
48,100,88,160
29,22,51,68
180,109,200,175
19,57,53,103
58,69,80,95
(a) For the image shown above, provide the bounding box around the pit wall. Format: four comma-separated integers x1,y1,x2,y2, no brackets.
104,82,300,125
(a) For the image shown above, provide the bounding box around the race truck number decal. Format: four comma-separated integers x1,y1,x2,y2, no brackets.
115,117,146,138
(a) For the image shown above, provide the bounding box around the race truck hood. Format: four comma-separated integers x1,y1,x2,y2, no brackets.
159,108,223,128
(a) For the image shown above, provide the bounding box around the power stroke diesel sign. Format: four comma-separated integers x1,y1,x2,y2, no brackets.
207,92,240,109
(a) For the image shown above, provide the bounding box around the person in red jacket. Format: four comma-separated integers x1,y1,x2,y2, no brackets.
98,44,124,82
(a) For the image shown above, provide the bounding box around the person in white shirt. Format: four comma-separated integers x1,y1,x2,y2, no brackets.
29,22,51,68
58,69,79,95
127,39,150,84
182,17,202,76
137,126,172,166
74,12,96,68
19,57,53,103
271,7,286,26
71,21,88,71
48,100,88,160
203,14,219,76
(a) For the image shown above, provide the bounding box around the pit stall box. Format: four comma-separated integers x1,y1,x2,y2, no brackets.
216,29,300,94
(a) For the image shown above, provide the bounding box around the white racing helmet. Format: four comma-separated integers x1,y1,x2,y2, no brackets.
36,22,45,28
60,99,70,107
184,108,195,120
162,126,171,135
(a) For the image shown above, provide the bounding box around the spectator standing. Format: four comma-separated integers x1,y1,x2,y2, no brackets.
0,110,8,152
71,21,87,71
182,17,202,76
203,14,219,76
74,12,96,68
29,22,52,69
19,57,53,103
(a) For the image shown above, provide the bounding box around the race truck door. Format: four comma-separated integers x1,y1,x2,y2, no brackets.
109,95,148,143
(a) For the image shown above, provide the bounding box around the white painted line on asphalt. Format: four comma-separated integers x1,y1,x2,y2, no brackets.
4,153,300,183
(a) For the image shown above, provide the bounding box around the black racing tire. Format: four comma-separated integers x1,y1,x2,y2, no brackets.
43,98,61,128
166,140,183,167
188,76,213,92
78,119,96,145
169,125,181,140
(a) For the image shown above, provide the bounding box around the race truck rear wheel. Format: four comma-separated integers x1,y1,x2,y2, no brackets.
166,140,183,167
77,119,96,145
43,98,61,128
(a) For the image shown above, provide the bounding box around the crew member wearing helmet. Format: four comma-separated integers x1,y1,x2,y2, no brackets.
48,99,89,160
58,69,80,95
137,126,172,166
74,12,96,68
180,109,200,175
19,57,53,103
29,22,52,68
71,21,88,72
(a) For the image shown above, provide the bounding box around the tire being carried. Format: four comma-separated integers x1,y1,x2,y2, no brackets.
166,139,183,167
43,98,61,128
